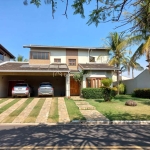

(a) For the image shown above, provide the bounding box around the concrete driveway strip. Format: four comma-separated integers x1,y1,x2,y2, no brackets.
12,98,40,123
0,99,14,109
0,98,28,123
58,97,70,123
35,98,52,123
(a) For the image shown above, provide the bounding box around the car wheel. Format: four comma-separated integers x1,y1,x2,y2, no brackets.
12,95,15,98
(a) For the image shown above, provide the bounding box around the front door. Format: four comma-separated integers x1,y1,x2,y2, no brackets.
70,77,80,96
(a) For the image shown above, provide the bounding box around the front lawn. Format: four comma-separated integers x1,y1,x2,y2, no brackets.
85,95,150,121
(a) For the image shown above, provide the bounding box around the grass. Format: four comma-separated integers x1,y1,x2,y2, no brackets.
64,98,86,121
0,99,20,114
85,95,150,121
24,98,45,123
47,98,59,123
0,98,9,105
3,98,33,123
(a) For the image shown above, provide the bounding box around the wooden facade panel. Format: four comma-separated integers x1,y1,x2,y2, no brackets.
70,77,80,96
66,49,78,70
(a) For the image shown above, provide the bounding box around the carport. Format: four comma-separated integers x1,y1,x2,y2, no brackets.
0,62,70,97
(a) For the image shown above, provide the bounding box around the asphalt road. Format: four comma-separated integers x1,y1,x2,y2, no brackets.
0,124,150,149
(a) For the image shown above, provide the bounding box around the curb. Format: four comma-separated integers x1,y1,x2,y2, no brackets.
0,120,150,126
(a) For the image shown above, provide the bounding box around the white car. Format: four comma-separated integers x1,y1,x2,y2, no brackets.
12,83,33,98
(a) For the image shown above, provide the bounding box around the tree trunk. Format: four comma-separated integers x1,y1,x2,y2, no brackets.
132,68,134,79
117,69,119,95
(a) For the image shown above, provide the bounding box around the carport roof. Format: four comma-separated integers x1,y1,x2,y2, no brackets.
0,62,70,72
78,63,119,70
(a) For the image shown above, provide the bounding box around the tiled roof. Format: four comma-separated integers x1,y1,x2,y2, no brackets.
0,62,69,72
79,63,119,70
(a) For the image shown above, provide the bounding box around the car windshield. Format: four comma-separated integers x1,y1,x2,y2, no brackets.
15,83,27,87
40,83,52,87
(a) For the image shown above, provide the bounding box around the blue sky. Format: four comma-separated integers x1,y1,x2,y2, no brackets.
0,1,147,77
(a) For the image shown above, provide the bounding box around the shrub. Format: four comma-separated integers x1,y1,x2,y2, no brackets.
101,78,112,87
118,83,126,94
133,88,150,98
82,88,103,99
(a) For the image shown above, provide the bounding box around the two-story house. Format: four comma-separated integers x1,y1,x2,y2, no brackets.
0,44,15,63
0,45,119,97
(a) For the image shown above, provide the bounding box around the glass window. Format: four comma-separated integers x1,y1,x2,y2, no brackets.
31,52,49,60
68,59,76,66
54,59,61,63
0,54,4,61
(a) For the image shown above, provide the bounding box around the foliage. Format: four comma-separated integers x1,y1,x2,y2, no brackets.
14,55,28,62
118,83,126,94
132,88,150,99
101,78,112,87
73,71,84,83
100,78,117,101
82,88,103,99
23,0,150,30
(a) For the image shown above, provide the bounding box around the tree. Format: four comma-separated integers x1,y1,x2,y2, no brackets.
106,32,131,94
23,0,150,29
14,55,28,62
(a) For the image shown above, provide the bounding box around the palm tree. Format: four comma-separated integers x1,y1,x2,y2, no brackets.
106,32,132,94
14,55,28,62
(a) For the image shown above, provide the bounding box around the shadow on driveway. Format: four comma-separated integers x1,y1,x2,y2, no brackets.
0,124,150,147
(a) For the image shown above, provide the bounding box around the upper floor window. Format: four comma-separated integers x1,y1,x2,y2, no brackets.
68,59,76,66
54,58,61,63
31,52,49,60
0,52,4,61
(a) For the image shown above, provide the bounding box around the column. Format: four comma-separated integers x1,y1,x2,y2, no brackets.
65,73,70,97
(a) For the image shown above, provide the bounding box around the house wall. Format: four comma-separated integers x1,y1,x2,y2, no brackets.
78,49,89,63
114,69,150,94
0,76,8,97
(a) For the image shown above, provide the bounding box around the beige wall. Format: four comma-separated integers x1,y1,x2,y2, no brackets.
29,59,50,65
114,69,150,94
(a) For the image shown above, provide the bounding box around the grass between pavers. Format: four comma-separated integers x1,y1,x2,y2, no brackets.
85,95,150,121
47,98,59,123
64,98,86,121
0,99,20,114
3,98,33,123
0,98,9,105
24,98,45,123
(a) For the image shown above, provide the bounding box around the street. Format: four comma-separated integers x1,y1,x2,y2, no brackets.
0,124,150,149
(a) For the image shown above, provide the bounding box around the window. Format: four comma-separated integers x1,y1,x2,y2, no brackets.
54,58,61,63
31,52,49,60
0,52,4,61
68,59,76,66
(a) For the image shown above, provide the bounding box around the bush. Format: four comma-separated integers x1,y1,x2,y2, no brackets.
133,88,150,98
118,83,126,94
101,78,112,87
82,88,103,99
101,86,117,101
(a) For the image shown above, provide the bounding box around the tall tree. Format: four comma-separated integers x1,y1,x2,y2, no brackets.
106,32,131,94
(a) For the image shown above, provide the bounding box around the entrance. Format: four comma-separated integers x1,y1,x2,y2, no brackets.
70,77,80,96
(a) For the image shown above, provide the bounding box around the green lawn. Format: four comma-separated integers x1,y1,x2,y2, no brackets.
24,98,45,123
0,99,20,114
3,98,33,123
85,95,150,120
0,98,8,104
47,98,59,123
65,98,86,121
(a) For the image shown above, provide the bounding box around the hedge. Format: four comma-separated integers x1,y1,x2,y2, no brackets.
82,88,103,99
133,88,150,98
